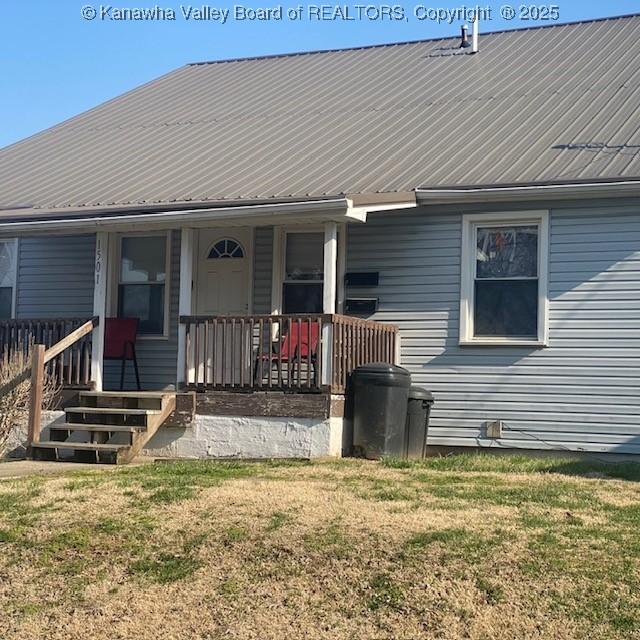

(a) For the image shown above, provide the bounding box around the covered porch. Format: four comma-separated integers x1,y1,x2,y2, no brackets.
0,197,410,461
0,195,408,400
78,199,404,395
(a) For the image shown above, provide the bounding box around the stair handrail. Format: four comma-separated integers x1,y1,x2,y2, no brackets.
26,317,99,447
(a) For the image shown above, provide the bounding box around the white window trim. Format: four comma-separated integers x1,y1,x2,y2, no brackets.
460,210,549,347
110,231,172,340
9,238,18,319
0,238,19,319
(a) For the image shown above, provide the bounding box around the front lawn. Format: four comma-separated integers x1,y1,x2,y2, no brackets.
1,455,640,639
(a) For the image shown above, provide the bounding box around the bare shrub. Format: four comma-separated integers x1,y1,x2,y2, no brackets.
0,347,59,457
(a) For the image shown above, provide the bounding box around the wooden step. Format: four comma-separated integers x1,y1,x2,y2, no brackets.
31,391,177,465
56,423,146,433
78,391,170,411
33,440,126,452
30,440,126,464
65,406,160,429
66,407,160,415
79,391,171,399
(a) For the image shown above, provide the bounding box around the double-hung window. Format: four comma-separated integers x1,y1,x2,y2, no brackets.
0,239,17,319
117,234,169,336
460,211,549,345
282,231,324,314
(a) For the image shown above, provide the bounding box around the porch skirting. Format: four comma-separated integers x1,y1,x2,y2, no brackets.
142,415,346,460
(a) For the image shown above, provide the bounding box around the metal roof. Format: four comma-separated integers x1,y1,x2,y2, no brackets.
1,13,639,215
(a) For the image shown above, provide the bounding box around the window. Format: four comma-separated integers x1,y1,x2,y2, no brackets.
460,212,548,345
208,238,244,259
117,234,169,336
283,232,323,313
0,240,17,319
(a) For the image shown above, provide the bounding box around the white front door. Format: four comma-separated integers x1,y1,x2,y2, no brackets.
194,229,252,386
196,229,251,315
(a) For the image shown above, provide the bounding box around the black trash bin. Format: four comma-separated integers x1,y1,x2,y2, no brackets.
352,363,411,459
405,386,434,459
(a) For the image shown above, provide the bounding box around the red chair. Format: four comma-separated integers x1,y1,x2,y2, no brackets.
254,320,320,386
104,318,141,390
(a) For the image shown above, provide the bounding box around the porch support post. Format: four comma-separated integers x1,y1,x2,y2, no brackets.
177,228,194,387
336,223,346,314
323,221,338,314
394,332,402,366
91,231,109,392
270,227,284,315
321,222,338,387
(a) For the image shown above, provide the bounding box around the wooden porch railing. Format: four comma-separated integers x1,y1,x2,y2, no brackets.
0,318,95,387
180,314,399,394
330,315,398,393
0,317,98,447
27,317,98,445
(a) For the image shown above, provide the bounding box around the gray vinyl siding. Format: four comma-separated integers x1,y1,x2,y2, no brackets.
347,201,640,455
105,231,180,391
253,226,273,314
15,235,96,318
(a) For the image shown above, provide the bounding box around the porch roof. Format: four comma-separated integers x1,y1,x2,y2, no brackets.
0,197,372,236
0,14,639,219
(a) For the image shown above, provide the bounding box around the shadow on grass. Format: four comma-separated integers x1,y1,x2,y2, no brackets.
381,454,640,482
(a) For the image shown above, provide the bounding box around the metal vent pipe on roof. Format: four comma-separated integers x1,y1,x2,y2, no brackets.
471,17,479,53
459,24,470,48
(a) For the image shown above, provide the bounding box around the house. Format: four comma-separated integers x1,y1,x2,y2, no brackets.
0,14,639,461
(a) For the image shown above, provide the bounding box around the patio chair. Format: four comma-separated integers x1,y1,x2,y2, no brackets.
104,317,141,390
253,320,320,387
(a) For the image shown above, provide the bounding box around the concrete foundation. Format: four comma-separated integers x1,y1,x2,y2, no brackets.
142,415,345,460
1,410,64,459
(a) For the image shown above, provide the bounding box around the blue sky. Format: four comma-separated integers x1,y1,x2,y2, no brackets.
0,1,637,148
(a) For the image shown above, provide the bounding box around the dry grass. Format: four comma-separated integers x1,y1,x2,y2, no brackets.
0,347,58,457
1,455,640,639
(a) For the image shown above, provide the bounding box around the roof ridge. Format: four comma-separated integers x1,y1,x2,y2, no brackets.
187,12,640,66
